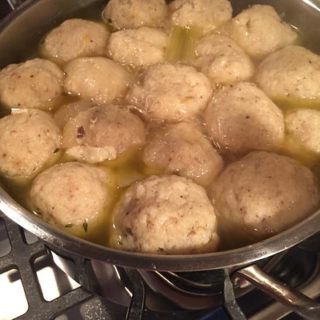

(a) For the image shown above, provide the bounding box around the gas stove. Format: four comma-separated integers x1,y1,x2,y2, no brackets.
0,1,320,320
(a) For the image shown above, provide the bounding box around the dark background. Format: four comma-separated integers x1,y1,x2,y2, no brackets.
0,1,11,19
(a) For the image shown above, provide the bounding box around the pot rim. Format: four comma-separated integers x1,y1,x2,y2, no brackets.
0,0,320,272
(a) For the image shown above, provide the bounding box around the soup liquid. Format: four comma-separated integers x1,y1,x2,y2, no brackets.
1,0,320,251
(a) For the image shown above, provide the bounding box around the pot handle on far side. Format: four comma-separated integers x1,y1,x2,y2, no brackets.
233,264,320,320
6,0,24,10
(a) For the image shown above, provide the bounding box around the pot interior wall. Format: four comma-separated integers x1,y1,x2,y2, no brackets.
0,0,320,69
0,0,105,68
230,0,320,53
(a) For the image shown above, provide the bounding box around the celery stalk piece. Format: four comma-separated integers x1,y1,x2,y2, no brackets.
183,26,201,63
165,26,186,63
165,26,201,63
274,96,320,112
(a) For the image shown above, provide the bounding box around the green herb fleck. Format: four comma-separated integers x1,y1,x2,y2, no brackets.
125,227,133,236
83,220,88,232
101,11,115,31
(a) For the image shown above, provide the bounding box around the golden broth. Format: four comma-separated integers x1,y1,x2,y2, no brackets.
1,0,320,250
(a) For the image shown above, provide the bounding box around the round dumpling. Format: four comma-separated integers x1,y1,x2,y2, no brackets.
169,0,232,35
211,151,320,242
204,82,284,154
143,122,223,186
103,0,168,30
113,175,219,254
62,105,146,163
41,19,110,63
0,58,64,110
127,63,211,122
255,46,320,101
285,109,320,154
64,57,132,104
221,5,297,59
54,100,93,129
30,162,113,236
108,27,168,68
194,34,254,85
0,110,61,179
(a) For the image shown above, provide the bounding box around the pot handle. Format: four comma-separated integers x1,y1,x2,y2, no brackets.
6,0,24,10
234,265,320,320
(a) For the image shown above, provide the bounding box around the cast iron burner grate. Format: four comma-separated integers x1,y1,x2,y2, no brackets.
0,212,126,320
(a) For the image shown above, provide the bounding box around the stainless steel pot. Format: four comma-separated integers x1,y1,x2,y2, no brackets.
0,0,320,318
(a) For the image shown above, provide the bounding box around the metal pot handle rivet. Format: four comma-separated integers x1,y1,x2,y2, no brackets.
6,0,25,11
